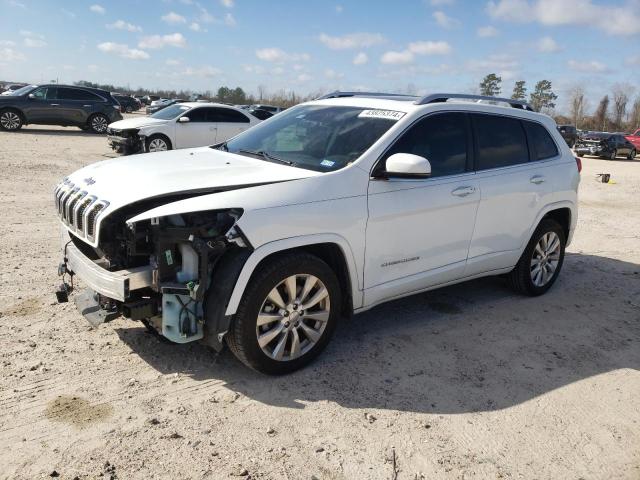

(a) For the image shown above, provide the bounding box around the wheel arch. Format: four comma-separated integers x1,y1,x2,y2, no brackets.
224,234,361,318
527,202,575,249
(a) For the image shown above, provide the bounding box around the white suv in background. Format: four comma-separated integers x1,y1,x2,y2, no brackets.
54,92,580,374
106,102,260,154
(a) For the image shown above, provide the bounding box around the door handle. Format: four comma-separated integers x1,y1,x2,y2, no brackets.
50,103,60,106
83,105,92,107
530,175,546,184
451,186,476,197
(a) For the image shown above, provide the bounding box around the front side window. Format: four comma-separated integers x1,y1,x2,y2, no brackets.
382,112,468,178
473,114,529,170
184,107,209,122
524,121,558,160
31,86,54,100
223,105,401,172
210,108,250,123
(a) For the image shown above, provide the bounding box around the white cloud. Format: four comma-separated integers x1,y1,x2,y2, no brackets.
0,46,25,61
189,22,202,31
6,0,26,8
487,0,640,36
408,40,452,55
318,32,385,50
161,11,186,24
324,68,344,79
88,64,99,72
353,51,368,65
138,33,186,49
429,0,454,5
537,36,560,52
567,59,608,73
626,56,640,67
197,5,216,23
297,73,312,82
381,50,415,65
107,20,142,32
97,42,149,59
20,30,46,48
182,65,221,77
433,11,459,28
243,64,266,74
220,0,234,7
335,5,343,13
255,47,310,63
224,13,236,26
477,25,499,37
465,53,519,79
0,40,16,46
166,58,181,66
89,4,105,14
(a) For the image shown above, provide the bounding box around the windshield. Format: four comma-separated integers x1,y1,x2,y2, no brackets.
9,85,37,96
151,104,190,120
222,105,403,172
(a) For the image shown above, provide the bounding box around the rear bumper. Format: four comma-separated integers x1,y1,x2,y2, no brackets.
62,230,153,302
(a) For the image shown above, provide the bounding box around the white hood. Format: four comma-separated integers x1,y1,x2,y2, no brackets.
65,147,319,215
108,117,168,130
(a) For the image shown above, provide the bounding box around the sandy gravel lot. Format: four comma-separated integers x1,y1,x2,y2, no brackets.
0,121,639,480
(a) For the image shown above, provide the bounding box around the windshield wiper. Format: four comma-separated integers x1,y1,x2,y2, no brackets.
237,149,294,166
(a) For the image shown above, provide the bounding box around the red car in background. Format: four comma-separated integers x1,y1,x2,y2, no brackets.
625,129,640,150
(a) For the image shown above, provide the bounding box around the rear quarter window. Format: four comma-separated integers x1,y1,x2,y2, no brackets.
472,114,529,170
524,122,559,160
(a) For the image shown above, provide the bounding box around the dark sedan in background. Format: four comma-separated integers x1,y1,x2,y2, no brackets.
0,84,122,133
575,132,636,160
113,94,141,113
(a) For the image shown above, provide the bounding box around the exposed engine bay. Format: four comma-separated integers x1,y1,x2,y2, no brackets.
59,204,250,348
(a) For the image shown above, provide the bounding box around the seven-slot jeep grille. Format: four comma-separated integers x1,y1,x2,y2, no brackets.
54,180,108,241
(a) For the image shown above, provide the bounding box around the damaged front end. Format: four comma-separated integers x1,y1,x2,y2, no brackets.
57,206,251,350
107,127,144,155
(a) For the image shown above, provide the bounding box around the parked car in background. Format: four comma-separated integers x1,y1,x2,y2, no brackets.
55,91,580,373
0,84,122,133
624,129,640,151
557,125,578,147
1,83,27,95
247,107,274,121
142,95,160,105
113,94,140,113
146,98,185,115
107,102,260,154
574,132,636,160
250,104,283,114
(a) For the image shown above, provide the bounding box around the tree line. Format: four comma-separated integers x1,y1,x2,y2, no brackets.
478,73,639,132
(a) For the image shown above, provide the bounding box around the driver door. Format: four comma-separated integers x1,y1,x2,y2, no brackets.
24,86,58,124
364,112,480,304
174,107,218,148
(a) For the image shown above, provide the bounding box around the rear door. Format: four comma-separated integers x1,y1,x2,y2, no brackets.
209,107,252,142
465,114,557,276
56,87,105,126
174,107,218,148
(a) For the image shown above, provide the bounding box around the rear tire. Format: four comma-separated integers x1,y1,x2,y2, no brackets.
227,253,341,375
628,149,636,160
609,149,617,160
0,108,23,131
508,219,566,296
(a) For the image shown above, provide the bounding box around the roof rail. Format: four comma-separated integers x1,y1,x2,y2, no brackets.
316,91,419,101
416,93,533,111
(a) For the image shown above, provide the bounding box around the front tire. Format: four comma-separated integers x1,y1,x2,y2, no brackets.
145,134,172,152
88,113,109,134
508,219,566,296
0,109,23,131
609,149,617,160
227,253,341,374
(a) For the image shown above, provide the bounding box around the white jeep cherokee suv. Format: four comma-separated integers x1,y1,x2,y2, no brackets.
54,92,580,374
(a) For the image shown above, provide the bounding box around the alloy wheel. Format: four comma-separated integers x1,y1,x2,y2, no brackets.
610,149,617,160
255,274,330,362
530,231,561,287
0,111,21,130
91,115,108,133
148,138,168,152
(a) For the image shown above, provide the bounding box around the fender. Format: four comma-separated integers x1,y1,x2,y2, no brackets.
224,233,363,316
525,200,577,249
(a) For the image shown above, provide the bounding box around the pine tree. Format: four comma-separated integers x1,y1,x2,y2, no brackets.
511,81,527,100
479,73,502,97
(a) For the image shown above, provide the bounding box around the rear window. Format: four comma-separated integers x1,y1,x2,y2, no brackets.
472,114,529,170
525,122,558,160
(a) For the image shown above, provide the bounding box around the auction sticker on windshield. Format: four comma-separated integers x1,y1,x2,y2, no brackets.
358,109,406,120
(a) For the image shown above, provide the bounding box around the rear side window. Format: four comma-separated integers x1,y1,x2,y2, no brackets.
524,122,558,160
58,88,103,101
473,114,529,170
209,108,250,123
384,112,468,178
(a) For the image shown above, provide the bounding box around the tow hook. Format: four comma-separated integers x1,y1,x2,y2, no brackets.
55,261,74,303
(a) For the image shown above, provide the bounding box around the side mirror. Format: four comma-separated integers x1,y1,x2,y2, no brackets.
28,93,35,99
178,116,190,123
384,153,431,179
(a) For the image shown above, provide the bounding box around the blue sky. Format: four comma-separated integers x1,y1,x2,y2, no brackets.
1,0,639,113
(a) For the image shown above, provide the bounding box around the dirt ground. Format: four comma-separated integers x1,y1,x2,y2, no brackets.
0,120,639,480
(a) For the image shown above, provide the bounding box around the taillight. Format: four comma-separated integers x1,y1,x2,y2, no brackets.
575,156,582,173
